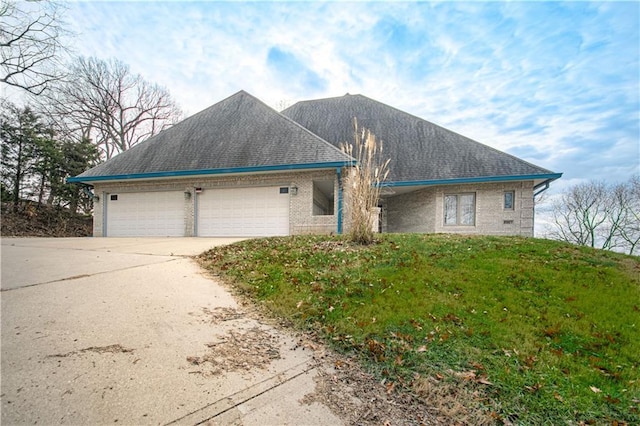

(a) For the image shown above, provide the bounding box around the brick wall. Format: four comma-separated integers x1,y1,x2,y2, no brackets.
385,187,437,233
383,181,535,236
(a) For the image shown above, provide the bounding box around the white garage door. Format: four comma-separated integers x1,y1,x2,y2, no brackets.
106,191,185,237
197,186,290,237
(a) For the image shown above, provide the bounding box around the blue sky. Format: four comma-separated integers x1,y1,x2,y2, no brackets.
33,1,640,193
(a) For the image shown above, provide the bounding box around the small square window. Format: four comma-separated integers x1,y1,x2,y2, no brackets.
504,191,515,210
279,187,289,194
110,194,118,201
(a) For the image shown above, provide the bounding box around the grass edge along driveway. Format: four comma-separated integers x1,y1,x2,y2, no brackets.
198,234,639,425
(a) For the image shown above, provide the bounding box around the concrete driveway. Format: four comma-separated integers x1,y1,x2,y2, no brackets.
1,238,342,425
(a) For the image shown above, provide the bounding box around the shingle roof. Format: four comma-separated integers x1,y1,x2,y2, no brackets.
72,91,353,182
282,94,559,184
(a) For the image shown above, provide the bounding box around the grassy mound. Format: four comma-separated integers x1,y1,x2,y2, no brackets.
198,234,639,424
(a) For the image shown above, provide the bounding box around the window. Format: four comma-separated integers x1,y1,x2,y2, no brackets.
444,193,475,226
110,194,118,201
312,180,335,216
504,191,515,210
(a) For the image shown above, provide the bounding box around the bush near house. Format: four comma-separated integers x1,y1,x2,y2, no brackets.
199,234,639,425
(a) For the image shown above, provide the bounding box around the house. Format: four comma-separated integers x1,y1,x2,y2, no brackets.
69,90,561,237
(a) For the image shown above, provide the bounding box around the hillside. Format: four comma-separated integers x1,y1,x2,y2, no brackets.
199,234,640,425
1,202,93,237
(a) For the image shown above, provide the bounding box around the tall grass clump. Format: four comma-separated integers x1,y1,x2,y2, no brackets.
342,119,390,245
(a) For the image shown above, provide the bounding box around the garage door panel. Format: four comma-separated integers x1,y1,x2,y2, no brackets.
106,191,185,237
197,186,289,237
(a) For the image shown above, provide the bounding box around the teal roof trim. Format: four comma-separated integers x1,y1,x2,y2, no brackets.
68,161,355,183
379,173,563,188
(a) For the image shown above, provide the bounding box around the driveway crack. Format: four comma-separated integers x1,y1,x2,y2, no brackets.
0,258,180,292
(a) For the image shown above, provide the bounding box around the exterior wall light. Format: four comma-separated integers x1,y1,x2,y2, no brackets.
291,186,298,195
184,191,192,199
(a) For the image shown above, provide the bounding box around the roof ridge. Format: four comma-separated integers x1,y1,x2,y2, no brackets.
309,93,553,174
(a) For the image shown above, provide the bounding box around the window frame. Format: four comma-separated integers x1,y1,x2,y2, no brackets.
312,180,335,216
443,192,476,226
503,190,515,210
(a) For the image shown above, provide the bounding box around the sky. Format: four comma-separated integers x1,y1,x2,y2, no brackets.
7,1,640,196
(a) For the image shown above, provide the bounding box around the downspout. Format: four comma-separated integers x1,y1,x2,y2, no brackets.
534,180,551,197
337,167,343,235
532,177,558,237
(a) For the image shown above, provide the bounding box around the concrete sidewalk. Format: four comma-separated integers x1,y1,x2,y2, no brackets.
1,238,342,425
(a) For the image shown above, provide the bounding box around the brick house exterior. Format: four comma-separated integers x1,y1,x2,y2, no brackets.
70,91,561,238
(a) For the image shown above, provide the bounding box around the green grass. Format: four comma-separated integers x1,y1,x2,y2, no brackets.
198,234,640,424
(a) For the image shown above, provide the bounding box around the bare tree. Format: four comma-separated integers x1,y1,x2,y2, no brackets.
41,56,182,159
1,0,67,95
549,176,640,255
611,176,640,254
342,119,390,245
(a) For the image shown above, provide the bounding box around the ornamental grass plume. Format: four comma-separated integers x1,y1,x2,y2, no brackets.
342,118,390,245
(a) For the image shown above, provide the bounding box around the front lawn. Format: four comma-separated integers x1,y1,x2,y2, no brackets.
198,234,639,424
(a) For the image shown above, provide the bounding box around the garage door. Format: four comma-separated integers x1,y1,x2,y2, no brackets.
106,191,185,237
197,186,289,237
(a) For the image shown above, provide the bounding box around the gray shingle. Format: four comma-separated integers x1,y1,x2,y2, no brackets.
282,94,557,183
75,91,353,180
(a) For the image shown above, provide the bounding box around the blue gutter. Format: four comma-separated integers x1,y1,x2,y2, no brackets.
378,173,563,188
67,161,356,183
336,167,343,235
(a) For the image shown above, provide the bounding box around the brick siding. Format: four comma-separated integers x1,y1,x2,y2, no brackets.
383,181,535,236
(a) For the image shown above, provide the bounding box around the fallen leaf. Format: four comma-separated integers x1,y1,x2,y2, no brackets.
477,376,493,385
590,386,602,393
385,381,395,394
604,395,620,404
470,361,485,371
451,370,476,381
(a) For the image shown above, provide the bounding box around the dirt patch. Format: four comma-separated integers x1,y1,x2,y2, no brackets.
187,325,281,377
413,375,496,425
198,306,245,323
47,344,134,358
294,339,433,426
